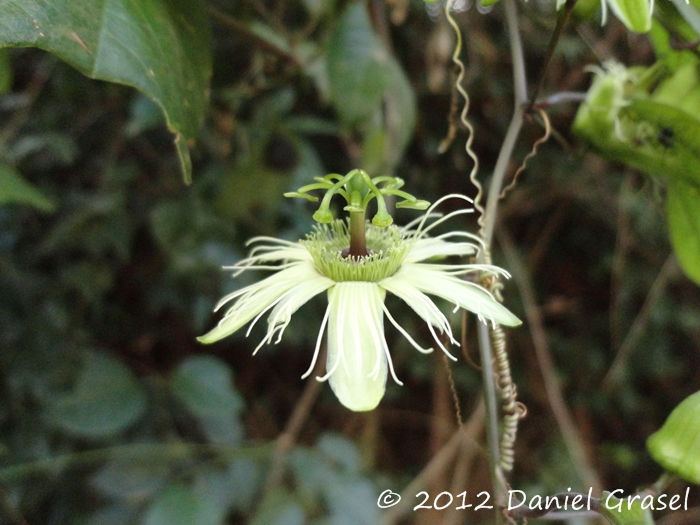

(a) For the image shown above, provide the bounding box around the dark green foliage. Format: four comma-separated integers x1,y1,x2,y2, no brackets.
0,0,699,524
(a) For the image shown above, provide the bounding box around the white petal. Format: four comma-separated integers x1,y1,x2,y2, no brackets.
324,282,389,412
389,264,522,327
198,261,321,344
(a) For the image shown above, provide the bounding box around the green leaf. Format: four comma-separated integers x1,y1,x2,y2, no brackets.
45,352,147,438
0,163,54,211
84,504,141,525
359,56,416,175
325,477,379,525
90,461,168,500
144,484,220,525
0,0,212,184
599,491,655,525
647,390,700,484
667,180,700,286
250,487,305,525
169,355,245,444
326,1,391,127
195,456,263,513
290,447,332,497
317,433,362,474
0,48,10,93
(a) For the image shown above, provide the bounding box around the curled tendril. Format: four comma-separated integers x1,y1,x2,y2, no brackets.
285,169,430,226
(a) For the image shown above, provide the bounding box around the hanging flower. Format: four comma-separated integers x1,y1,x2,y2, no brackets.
198,170,521,412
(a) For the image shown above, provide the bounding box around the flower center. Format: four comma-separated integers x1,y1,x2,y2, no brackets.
302,220,410,282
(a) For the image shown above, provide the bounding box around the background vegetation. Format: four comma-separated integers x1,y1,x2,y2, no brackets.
0,0,698,524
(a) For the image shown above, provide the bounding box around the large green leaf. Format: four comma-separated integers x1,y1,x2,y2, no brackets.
250,487,305,525
667,180,700,286
44,351,147,438
326,1,391,127
169,355,245,444
599,491,655,525
647,390,700,484
0,162,54,211
0,48,10,93
0,0,211,184
144,484,221,525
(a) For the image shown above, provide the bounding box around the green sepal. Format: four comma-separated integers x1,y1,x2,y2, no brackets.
0,163,55,212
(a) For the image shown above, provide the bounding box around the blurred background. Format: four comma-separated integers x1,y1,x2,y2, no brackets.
0,0,698,523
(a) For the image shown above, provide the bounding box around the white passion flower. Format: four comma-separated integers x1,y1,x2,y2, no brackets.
198,171,521,411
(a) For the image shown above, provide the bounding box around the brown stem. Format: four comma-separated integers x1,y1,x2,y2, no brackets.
526,0,579,115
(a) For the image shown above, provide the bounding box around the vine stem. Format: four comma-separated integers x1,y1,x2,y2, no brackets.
480,0,528,250
475,0,527,512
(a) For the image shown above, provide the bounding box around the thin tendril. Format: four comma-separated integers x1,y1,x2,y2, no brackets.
499,109,552,200
442,0,485,230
